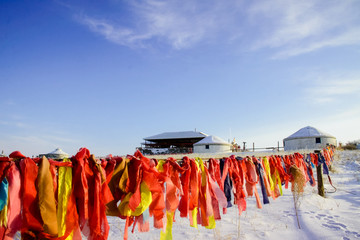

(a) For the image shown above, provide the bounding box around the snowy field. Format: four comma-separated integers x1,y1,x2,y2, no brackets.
107,150,360,240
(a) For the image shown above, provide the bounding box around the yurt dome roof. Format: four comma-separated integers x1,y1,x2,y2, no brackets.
284,126,335,141
49,148,68,155
193,135,231,146
46,148,69,159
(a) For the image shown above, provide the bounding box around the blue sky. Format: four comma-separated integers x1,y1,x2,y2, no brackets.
1,0,360,157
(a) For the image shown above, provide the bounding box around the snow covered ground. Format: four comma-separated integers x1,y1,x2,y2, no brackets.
107,150,360,240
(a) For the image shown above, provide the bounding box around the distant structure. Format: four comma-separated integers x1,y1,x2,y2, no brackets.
283,126,337,151
141,131,208,154
39,148,69,160
231,138,241,152
193,135,232,153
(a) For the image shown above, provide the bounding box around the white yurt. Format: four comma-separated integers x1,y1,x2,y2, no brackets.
283,126,337,151
42,148,69,160
193,135,232,153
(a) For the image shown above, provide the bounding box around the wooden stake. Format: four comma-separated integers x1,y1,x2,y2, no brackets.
316,154,325,197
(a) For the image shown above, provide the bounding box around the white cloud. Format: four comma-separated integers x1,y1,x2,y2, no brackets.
0,133,81,157
249,0,360,58
76,15,139,47
10,134,79,146
74,0,360,56
272,28,360,59
0,120,28,128
312,107,360,143
42,134,79,144
75,0,243,49
305,75,360,104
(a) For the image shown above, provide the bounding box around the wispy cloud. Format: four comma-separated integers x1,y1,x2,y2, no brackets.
4,99,16,106
73,0,360,56
272,28,360,59
311,107,360,142
305,74,360,104
0,121,9,125
76,15,139,47
10,135,53,145
0,120,28,128
75,0,243,49
41,134,79,144
3,133,80,156
249,0,360,58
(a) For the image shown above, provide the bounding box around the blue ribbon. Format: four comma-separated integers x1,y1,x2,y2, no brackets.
0,178,8,211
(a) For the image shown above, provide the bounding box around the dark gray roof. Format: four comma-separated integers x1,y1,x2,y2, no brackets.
284,126,335,140
144,131,208,140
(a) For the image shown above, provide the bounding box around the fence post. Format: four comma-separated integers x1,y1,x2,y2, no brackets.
316,151,325,197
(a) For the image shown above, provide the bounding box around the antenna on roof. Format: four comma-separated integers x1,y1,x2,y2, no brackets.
195,128,196,132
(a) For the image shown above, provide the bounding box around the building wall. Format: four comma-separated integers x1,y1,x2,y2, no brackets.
194,144,231,153
284,137,337,151
38,153,68,159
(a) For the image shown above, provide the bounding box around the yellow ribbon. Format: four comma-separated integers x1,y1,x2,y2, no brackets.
57,158,73,240
262,157,274,190
118,182,152,217
160,211,174,240
205,215,216,229
190,208,198,229
0,190,8,227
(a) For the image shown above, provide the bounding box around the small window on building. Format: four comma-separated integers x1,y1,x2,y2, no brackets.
316,138,321,144
205,145,209,149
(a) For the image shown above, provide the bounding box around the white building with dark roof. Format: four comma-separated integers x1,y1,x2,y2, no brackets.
283,126,337,151
142,131,208,154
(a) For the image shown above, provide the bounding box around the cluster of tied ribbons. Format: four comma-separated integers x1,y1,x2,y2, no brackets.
0,147,335,240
